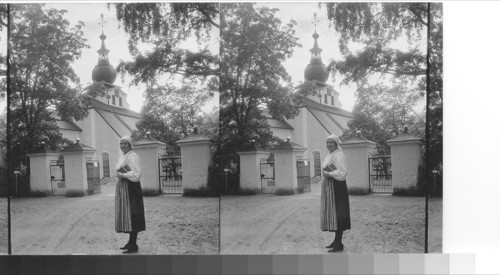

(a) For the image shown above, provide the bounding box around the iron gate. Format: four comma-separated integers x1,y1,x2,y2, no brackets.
368,156,392,193
86,160,101,195
260,160,275,194
296,159,311,193
159,155,182,194
49,159,65,196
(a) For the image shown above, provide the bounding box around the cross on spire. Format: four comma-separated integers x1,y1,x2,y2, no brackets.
99,13,106,34
312,12,319,33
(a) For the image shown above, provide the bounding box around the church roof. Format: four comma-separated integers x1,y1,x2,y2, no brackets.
90,98,142,138
56,120,82,132
261,110,294,130
299,97,353,133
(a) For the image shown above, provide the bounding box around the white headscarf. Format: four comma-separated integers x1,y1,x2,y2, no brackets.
120,135,133,149
326,134,342,151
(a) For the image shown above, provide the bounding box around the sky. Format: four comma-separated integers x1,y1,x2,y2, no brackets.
45,3,219,114
259,2,358,111
48,2,359,113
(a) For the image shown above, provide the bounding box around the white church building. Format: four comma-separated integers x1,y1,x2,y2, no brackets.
57,29,141,180
267,29,353,179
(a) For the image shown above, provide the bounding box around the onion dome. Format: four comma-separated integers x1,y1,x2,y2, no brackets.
91,14,116,84
304,13,330,83
304,30,329,83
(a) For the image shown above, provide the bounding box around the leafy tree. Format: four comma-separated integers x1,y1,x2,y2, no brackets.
132,81,217,152
9,4,89,170
114,3,219,81
341,83,425,155
325,3,442,173
220,3,300,167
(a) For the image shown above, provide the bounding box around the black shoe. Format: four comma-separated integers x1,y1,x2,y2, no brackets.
328,243,344,252
122,245,138,254
120,243,130,250
325,242,335,249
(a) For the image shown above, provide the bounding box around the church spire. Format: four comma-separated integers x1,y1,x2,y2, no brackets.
97,14,110,65
310,13,323,62
304,12,329,83
92,13,117,84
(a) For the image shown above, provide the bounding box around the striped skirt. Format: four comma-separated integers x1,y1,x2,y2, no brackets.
115,179,146,233
320,177,351,232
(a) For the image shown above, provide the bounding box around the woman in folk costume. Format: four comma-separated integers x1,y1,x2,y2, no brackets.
320,134,351,252
115,135,146,254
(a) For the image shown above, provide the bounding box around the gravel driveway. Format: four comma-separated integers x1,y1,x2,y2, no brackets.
10,182,219,255
221,183,441,254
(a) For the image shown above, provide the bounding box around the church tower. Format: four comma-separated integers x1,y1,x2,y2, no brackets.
91,14,129,109
303,13,341,108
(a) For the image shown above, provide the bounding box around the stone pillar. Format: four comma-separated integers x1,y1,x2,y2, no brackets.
176,132,212,193
271,137,306,195
61,140,96,197
27,148,60,196
342,132,377,195
132,134,165,196
237,143,271,194
386,129,423,195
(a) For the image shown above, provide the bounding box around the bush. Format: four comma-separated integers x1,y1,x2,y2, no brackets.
275,188,295,196
236,188,259,196
183,186,219,197
65,190,85,197
29,190,49,197
142,188,160,196
348,187,370,195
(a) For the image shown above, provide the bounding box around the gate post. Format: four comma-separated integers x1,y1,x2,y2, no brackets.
386,128,423,195
132,133,165,196
27,146,60,196
176,130,212,193
271,137,306,195
236,142,270,194
342,132,376,195
61,139,96,197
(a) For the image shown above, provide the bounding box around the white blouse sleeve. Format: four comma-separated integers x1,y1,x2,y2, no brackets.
329,152,347,181
123,153,142,182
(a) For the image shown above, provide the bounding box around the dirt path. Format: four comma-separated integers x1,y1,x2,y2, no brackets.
221,183,434,254
11,182,219,255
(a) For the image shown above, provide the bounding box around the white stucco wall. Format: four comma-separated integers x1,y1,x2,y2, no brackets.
273,149,305,194
342,143,376,194
389,142,422,194
133,144,164,195
62,151,95,196
178,141,211,191
238,151,270,193
28,153,60,195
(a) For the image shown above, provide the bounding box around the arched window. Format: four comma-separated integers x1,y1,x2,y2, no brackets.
331,96,334,105
102,152,110,178
112,95,115,105
119,97,122,106
313,151,321,177
324,94,328,104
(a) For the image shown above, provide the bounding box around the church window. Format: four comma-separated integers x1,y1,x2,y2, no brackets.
313,151,321,177
324,94,327,104
112,95,115,105
119,97,122,106
331,96,334,105
102,152,110,178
